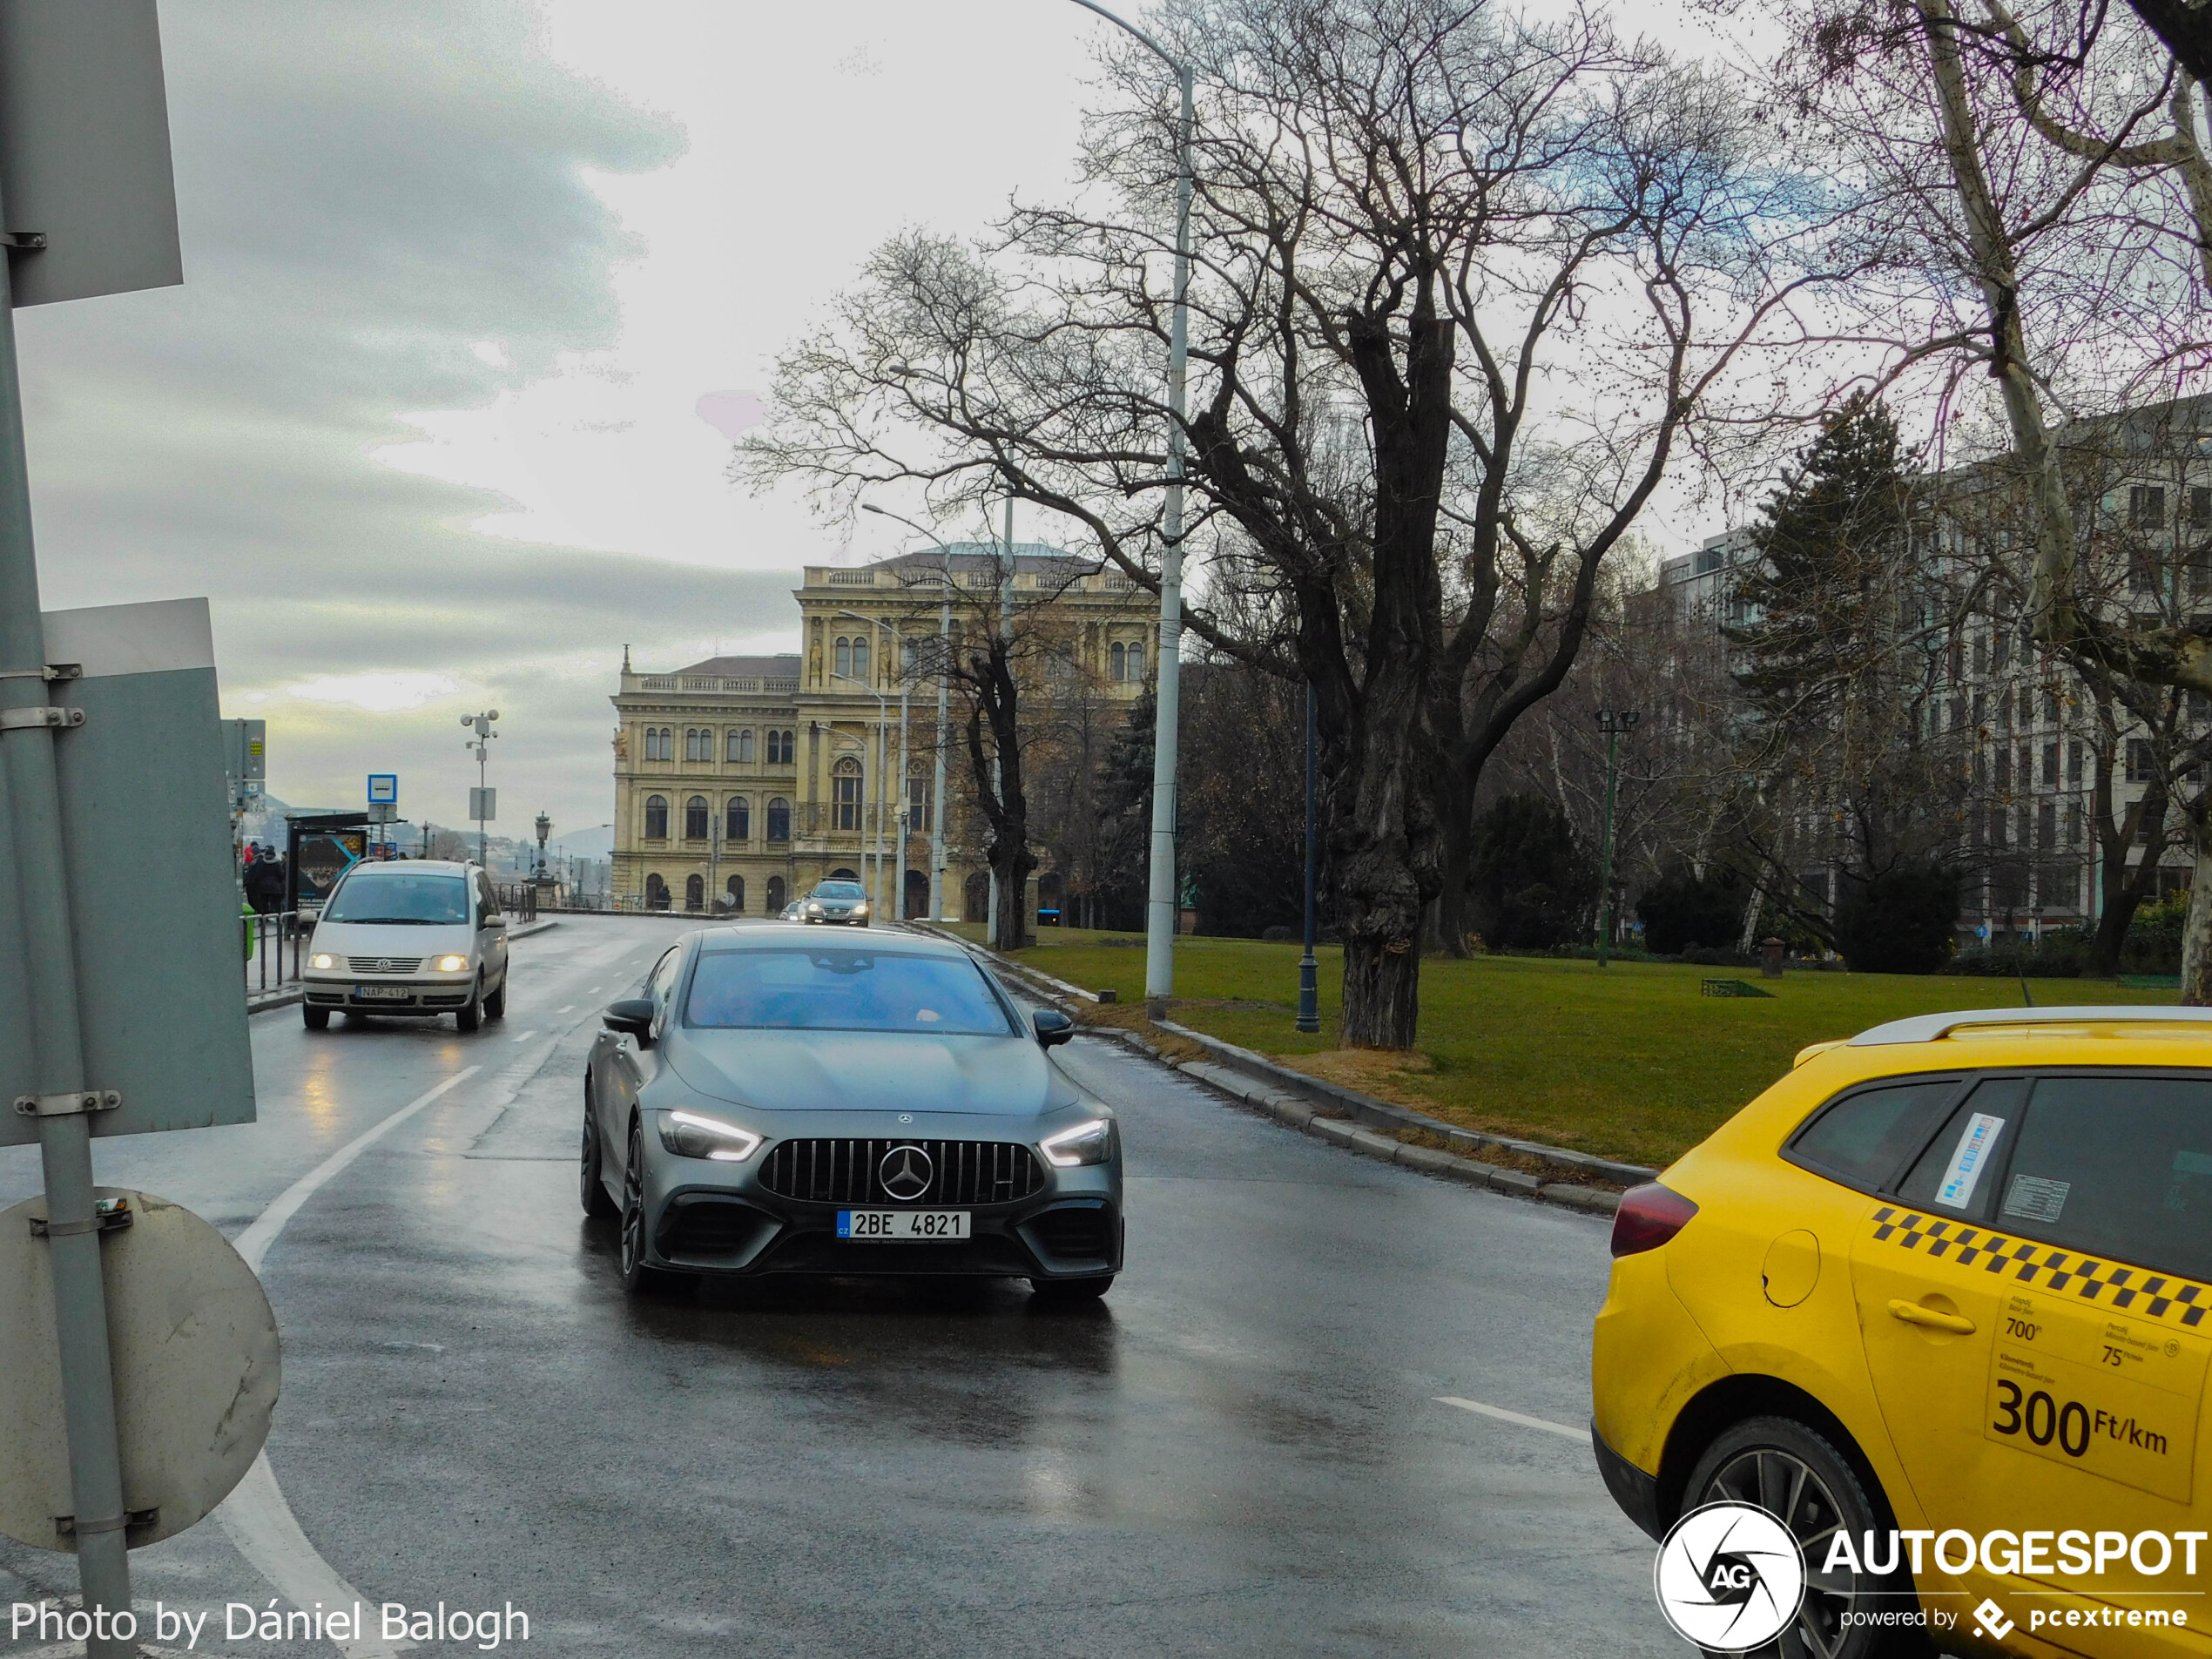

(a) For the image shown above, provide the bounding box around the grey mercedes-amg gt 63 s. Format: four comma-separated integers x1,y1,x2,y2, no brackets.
581,925,1123,1300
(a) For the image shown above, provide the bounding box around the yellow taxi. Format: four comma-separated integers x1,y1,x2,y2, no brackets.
1594,1006,2212,1657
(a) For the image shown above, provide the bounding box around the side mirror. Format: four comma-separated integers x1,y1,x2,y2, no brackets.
603,997,656,1043
1033,1008,1076,1049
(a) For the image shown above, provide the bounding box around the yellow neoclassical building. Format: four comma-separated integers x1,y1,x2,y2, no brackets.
609,545,1156,919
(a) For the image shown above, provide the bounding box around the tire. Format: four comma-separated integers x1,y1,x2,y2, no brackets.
455,979,482,1033
302,1005,330,1031
485,977,507,1021
1029,1275,1114,1304
617,1116,685,1296
1680,1415,1924,1659
580,1076,617,1219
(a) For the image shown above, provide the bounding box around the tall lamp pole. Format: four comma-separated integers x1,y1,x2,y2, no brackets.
863,505,960,921
1595,709,1639,968
1068,0,1192,1010
1297,682,1320,1033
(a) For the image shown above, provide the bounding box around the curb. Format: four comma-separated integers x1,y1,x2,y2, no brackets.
944,934,1632,1219
244,919,557,1018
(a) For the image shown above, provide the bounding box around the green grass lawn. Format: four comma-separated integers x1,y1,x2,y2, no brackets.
965,924,2176,1169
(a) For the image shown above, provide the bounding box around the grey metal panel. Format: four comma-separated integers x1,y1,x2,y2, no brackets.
0,601,253,1143
1848,1005,2212,1047
0,0,182,308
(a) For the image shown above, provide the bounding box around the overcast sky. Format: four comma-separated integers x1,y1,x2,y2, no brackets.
22,0,1716,853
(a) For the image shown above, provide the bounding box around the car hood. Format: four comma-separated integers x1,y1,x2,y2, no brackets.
664,1028,1073,1117
308,920,474,958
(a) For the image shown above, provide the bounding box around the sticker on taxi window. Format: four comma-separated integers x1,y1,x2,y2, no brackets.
1986,1292,2209,1504
2003,1176,2071,1224
1936,1111,2007,1210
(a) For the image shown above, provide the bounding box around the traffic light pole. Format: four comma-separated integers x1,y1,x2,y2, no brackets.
0,212,137,1656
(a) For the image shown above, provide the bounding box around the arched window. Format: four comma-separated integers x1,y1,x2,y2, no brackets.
685,795,709,840
1110,642,1126,680
767,797,791,840
683,728,700,762
725,873,745,912
727,796,750,841
835,637,852,681
833,758,862,831
658,725,675,760
645,873,669,910
765,729,792,765
852,636,869,682
685,873,705,911
1126,641,1144,680
730,728,753,764
644,794,668,840
902,637,917,676
765,874,786,914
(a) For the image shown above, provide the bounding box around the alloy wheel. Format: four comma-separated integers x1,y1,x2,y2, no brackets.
618,1120,645,1278
1696,1447,1864,1659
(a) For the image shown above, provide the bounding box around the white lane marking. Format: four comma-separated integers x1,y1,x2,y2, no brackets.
1433,1396,1584,1440
510,1029,538,1044
218,1065,480,1656
556,1003,574,1013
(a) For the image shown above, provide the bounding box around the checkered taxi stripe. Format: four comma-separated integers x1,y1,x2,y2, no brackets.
1869,1207,2209,1327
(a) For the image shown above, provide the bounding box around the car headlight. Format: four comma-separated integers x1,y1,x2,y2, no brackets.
852,902,869,915
658,1109,765,1163
806,902,823,914
1040,1118,1112,1168
433,954,469,973
309,953,336,971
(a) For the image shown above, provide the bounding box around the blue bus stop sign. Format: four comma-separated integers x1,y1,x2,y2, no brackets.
367,773,397,805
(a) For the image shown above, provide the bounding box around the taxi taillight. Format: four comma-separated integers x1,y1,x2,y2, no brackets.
1609,1183,1698,1258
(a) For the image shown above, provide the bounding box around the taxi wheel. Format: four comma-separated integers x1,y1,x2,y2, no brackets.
1683,1416,1922,1659
302,1005,330,1031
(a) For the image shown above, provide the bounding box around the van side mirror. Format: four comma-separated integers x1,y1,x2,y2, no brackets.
1032,1008,1076,1049
603,998,655,1044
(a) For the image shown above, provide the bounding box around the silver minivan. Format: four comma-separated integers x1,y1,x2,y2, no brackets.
300,860,510,1032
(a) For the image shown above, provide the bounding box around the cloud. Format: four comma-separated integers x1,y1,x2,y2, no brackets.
281,671,461,712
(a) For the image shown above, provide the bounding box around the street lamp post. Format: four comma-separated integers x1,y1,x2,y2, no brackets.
462,710,499,867
1297,682,1320,1033
861,505,959,921
534,812,550,883
1595,709,1639,968
1067,0,1194,1011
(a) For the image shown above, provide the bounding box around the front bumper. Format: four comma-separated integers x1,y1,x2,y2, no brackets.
801,914,870,926
303,977,474,1015
640,1142,1121,1280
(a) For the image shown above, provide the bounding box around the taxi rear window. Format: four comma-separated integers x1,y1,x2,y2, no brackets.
1988,1075,2212,1285
1785,1076,1963,1192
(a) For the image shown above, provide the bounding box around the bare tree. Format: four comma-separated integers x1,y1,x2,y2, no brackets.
742,0,1847,1046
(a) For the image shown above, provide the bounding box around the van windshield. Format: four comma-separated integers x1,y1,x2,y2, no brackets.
323,873,470,924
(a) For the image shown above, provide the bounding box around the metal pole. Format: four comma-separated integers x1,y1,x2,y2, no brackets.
477,739,487,867
0,222,135,1654
1297,682,1320,1033
932,566,950,919
988,501,1015,947
1143,63,1195,1010
1597,724,1620,968
898,673,910,920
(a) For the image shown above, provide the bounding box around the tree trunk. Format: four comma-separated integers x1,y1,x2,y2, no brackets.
2182,810,2212,1005
1342,934,1420,1049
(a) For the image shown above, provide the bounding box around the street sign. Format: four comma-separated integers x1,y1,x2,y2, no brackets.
470,786,496,822
0,1189,278,1551
0,1,182,308
221,718,265,785
0,599,256,1145
367,772,396,805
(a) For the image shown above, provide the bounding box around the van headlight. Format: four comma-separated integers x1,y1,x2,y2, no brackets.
658,1109,765,1163
1040,1118,1112,1168
433,954,469,973
309,953,336,971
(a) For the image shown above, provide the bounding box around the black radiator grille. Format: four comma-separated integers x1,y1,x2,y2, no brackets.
758,1139,1042,1206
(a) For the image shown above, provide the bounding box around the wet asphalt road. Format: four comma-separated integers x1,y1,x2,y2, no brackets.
0,916,1673,1657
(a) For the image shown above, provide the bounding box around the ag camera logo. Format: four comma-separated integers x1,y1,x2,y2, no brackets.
1655,1501,1806,1651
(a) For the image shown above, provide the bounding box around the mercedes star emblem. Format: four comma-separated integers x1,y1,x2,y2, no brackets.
878,1143,934,1203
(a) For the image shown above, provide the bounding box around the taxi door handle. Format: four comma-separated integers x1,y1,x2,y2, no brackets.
1888,1298,1975,1335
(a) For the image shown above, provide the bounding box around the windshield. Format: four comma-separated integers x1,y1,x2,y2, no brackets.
685,948,1017,1035
322,873,470,924
813,882,865,900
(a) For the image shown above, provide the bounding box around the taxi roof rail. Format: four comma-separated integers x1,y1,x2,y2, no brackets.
1848,1005,2212,1046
